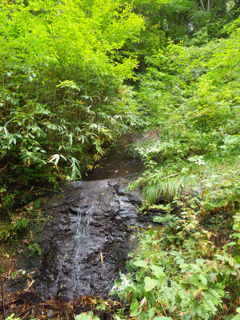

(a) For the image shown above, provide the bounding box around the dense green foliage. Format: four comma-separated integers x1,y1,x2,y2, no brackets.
133,18,240,203
1,0,240,319
114,2,240,319
0,0,144,212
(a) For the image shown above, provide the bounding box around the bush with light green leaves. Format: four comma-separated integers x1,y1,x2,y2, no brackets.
0,0,144,212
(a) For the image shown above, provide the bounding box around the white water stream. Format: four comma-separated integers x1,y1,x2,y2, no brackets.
72,204,94,293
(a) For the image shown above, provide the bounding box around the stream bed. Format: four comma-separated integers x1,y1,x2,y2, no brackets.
36,178,144,301
35,132,155,301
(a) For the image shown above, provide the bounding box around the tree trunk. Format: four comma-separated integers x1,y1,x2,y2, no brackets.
199,0,206,11
207,0,211,11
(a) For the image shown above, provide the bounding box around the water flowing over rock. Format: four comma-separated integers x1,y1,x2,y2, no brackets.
36,132,159,301
36,178,145,301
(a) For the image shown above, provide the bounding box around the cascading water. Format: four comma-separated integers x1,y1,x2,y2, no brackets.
72,205,93,295
0,131,158,320
36,133,156,301
36,179,145,301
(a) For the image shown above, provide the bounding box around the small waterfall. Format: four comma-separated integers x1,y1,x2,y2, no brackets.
38,179,143,301
19,132,151,301
72,205,93,294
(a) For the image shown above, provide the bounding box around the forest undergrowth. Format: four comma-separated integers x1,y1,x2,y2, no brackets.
0,0,240,319
113,6,240,320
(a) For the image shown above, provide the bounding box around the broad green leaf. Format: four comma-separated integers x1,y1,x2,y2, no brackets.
150,265,165,278
144,277,158,292
133,260,148,268
130,299,140,316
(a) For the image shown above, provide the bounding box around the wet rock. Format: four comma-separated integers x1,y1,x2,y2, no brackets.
36,178,144,301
